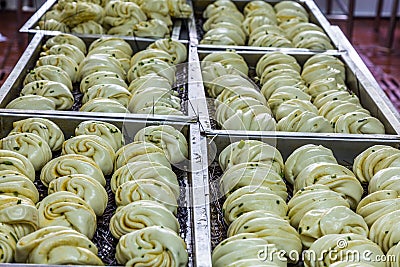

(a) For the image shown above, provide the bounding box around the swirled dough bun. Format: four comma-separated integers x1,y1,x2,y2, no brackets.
369,167,400,194
115,226,188,266
41,43,85,64
136,105,184,116
288,184,349,228
80,98,130,113
294,162,363,209
219,162,287,200
203,0,238,18
244,0,274,16
134,125,188,164
75,120,124,151
215,95,271,121
82,84,131,107
24,65,73,91
292,30,333,50
260,75,305,99
62,135,115,175
88,46,130,72
115,179,177,214
256,52,300,77
166,0,192,18
127,58,176,85
313,90,360,109
147,39,187,64
286,22,324,40
0,150,35,181
242,16,277,36
228,210,301,263
89,37,133,56
128,74,171,95
318,100,370,124
222,185,288,224
71,20,104,34
212,233,287,267
59,2,104,28
304,233,385,267
111,161,179,198
37,191,96,238
5,95,56,111
43,34,86,54
40,154,106,187
386,242,400,267
356,190,400,227
140,0,169,17
78,53,126,81
274,1,308,15
207,74,257,98
268,87,311,114
219,140,284,173
131,49,174,68
10,118,64,151
48,174,108,216
20,80,73,110
104,1,146,27
15,226,103,265
306,77,346,100
285,144,337,185
275,99,318,121
36,54,78,83
299,206,368,248
114,141,171,170
127,87,181,113
0,222,17,263
110,200,179,239
133,19,170,38
0,195,38,239
353,145,400,183
0,170,39,203
369,209,400,253
80,71,127,94
202,51,249,76
37,19,70,32
219,106,277,131
335,112,385,134
0,132,52,171
201,62,239,89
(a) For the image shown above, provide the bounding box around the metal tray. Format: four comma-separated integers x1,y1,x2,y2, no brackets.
191,0,341,52
0,32,197,122
0,112,197,266
204,131,400,265
196,47,400,137
20,0,191,41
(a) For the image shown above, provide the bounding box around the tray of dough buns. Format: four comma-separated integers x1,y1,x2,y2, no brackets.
191,0,340,51
0,32,197,122
196,48,400,137
20,0,193,41
205,132,400,266
0,112,197,266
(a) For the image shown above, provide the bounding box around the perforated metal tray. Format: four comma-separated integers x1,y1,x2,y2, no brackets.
203,131,400,266
196,46,400,137
191,0,342,52
0,112,199,266
20,0,191,41
0,32,196,123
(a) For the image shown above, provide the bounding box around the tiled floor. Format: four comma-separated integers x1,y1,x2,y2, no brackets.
0,9,399,110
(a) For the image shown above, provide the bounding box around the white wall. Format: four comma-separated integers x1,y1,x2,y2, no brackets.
315,0,400,17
